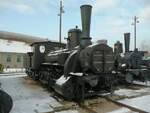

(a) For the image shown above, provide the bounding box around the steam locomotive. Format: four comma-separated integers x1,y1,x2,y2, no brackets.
114,33,150,83
25,5,117,101
24,4,150,101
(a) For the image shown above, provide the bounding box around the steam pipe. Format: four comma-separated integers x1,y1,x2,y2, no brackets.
80,5,92,48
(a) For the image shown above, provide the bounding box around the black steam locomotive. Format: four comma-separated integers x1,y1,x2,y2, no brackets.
25,5,117,101
114,33,150,83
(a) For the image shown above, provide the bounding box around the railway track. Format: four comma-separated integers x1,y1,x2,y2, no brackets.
100,95,148,113
81,94,149,113
32,78,150,113
51,88,150,113
48,92,149,113
48,92,101,113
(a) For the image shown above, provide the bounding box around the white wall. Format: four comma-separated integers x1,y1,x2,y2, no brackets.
0,39,31,53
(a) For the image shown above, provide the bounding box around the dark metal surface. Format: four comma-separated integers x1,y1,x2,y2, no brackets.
80,5,92,48
114,41,123,54
0,89,13,113
31,41,66,70
124,33,130,53
79,43,114,73
67,27,81,49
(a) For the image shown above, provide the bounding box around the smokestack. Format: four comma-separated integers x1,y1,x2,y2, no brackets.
80,5,92,48
124,33,130,53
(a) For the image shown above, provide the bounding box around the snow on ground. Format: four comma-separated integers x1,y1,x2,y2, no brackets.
119,95,150,112
0,74,63,113
0,73,27,79
114,87,150,97
107,108,137,113
1,73,150,113
55,110,79,113
133,81,150,86
113,86,150,112
3,68,25,73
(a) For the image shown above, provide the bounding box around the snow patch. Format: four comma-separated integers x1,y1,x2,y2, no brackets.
119,95,150,112
56,75,70,86
55,110,79,113
133,81,150,86
0,73,27,79
70,72,83,76
107,108,137,113
0,76,62,113
114,87,150,97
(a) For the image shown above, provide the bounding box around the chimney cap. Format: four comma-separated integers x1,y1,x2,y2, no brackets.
80,5,92,8
124,32,130,35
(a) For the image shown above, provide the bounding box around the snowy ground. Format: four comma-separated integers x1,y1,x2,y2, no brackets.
114,87,150,97
133,81,150,86
0,73,26,79
0,74,77,113
1,73,150,113
114,86,150,112
107,108,137,113
119,95,150,113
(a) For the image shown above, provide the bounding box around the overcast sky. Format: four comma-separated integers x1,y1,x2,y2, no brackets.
0,0,150,52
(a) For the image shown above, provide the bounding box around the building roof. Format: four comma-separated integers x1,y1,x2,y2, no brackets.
0,31,48,44
0,31,66,53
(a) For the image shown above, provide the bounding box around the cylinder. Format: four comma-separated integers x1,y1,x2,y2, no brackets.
124,33,130,53
80,5,92,48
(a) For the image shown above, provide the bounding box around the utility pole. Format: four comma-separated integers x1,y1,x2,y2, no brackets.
132,16,139,50
58,0,64,44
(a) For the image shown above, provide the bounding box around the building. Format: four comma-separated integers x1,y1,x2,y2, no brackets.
0,52,25,68
0,31,66,69
144,52,150,57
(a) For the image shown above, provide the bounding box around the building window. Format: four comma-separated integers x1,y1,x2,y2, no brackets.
17,55,21,63
7,55,11,62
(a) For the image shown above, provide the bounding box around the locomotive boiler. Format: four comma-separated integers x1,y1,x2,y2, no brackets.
25,5,117,101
